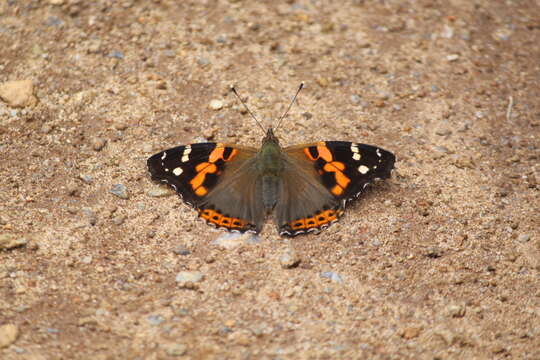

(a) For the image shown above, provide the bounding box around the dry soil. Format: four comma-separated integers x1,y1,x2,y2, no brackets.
1,0,539,359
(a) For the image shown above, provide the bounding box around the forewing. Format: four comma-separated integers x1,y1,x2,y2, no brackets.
278,141,395,236
147,143,262,233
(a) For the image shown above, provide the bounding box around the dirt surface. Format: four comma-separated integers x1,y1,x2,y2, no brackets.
1,0,539,359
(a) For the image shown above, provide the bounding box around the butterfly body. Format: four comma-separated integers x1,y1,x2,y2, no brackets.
148,125,395,237
255,130,282,211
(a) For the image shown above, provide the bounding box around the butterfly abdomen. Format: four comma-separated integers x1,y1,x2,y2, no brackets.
260,175,281,213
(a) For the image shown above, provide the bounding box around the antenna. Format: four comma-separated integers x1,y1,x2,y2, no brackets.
275,82,304,131
230,85,266,133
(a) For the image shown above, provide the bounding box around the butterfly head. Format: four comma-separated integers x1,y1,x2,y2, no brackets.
262,127,279,145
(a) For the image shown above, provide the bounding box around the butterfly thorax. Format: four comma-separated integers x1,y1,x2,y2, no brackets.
256,128,284,213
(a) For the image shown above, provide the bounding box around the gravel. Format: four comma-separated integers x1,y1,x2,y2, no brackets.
0,324,18,348
109,184,129,199
320,271,344,284
209,99,224,110
0,234,28,250
176,271,204,288
279,247,300,269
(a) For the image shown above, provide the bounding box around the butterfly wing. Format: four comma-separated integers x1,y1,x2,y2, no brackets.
147,143,264,233
278,141,395,236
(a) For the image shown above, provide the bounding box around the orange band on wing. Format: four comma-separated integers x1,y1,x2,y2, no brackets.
199,208,248,229
289,209,340,231
323,161,350,193
303,143,333,162
331,185,344,196
190,162,217,193
208,146,238,163
317,144,333,162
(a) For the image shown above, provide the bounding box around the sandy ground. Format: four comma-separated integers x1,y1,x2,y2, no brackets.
1,0,539,359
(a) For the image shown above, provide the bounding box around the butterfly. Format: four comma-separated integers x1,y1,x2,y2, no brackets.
147,84,395,237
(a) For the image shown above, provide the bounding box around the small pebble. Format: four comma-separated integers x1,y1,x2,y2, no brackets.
176,271,204,288
79,174,93,184
197,57,210,66
425,246,443,258
435,128,452,136
113,122,128,131
142,143,153,153
212,233,244,250
446,304,466,318
66,183,80,196
0,234,28,250
41,123,54,133
81,256,93,264
216,34,227,44
110,184,129,199
172,246,191,256
279,247,300,269
46,16,63,26
446,54,459,62
147,315,164,326
91,137,107,151
108,50,124,59
320,271,343,284
112,215,126,225
441,24,454,38
350,94,361,105
493,27,512,41
87,39,101,53
82,208,97,225
0,80,37,108
163,343,187,357
209,99,224,110
147,187,175,197
401,326,422,339
517,234,530,243
371,238,382,247
0,324,18,348
433,145,451,154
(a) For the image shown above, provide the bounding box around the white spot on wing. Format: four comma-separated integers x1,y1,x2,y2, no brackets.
161,152,167,160
173,167,183,176
353,153,361,161
358,165,369,174
181,145,192,162
351,144,359,153
376,148,382,157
